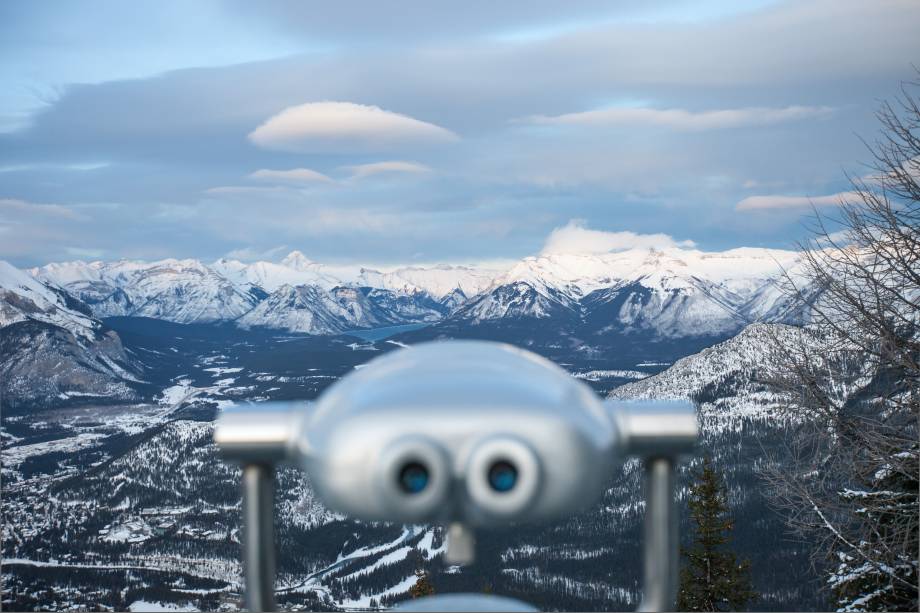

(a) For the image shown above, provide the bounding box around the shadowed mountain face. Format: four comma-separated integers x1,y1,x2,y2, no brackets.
391,248,814,372
0,262,144,412
394,278,775,376
0,320,141,412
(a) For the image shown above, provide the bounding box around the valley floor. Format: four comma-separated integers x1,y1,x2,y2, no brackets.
2,321,826,611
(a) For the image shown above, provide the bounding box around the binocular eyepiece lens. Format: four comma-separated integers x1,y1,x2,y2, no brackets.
398,461,430,494
488,460,518,493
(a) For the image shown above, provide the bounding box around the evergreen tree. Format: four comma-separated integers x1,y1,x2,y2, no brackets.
677,457,756,612
408,570,435,599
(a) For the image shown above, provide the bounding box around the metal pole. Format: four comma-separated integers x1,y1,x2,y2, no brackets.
638,456,678,612
242,463,276,612
444,522,477,566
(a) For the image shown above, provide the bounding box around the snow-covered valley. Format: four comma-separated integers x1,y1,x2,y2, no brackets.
2,314,830,611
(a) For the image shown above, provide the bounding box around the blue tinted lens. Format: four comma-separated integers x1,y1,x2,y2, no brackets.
488,460,518,493
398,462,429,494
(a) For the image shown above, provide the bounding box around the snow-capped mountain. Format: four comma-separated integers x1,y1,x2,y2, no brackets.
211,251,341,292
444,247,808,338
360,287,447,323
32,253,480,331
356,264,497,300
0,261,141,409
211,253,496,299
33,259,259,324
1,260,99,336
237,284,390,334
28,246,812,340
236,284,448,334
454,280,581,321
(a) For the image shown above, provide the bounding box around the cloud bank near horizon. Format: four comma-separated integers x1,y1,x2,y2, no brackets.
540,220,697,255
1,219,795,271
519,105,835,131
735,191,863,211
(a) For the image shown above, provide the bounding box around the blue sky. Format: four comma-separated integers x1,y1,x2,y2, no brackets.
1,0,918,267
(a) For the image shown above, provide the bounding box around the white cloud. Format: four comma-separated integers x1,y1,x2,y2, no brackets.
0,198,90,261
65,247,106,258
735,191,862,211
204,186,291,196
248,102,458,153
249,168,334,185
0,198,83,220
197,185,406,237
815,229,854,248
0,162,110,173
541,220,696,254
861,155,920,185
519,105,835,131
346,160,432,179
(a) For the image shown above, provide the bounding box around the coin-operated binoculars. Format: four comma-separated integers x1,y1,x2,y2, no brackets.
215,341,696,612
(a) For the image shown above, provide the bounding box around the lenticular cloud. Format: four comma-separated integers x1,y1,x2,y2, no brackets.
248,101,458,153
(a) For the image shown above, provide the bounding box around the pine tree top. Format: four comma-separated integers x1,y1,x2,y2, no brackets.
677,456,756,612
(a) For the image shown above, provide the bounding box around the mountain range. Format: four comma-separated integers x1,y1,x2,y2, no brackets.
23,246,807,335
0,246,835,611
1,246,813,409
28,252,498,332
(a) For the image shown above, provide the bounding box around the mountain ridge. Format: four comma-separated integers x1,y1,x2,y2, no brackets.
20,246,810,337
0,261,143,411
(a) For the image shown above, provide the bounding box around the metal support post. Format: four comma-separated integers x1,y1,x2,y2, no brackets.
242,463,276,612
638,456,678,612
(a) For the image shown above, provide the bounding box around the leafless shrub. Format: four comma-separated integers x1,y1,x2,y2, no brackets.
760,73,919,611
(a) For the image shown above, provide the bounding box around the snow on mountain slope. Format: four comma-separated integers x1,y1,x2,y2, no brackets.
30,245,810,337
213,252,498,299
0,261,141,409
235,283,448,334
212,253,341,292
236,284,362,334
357,264,498,300
1,260,98,337
609,322,799,401
34,253,486,329
606,322,814,435
453,281,581,322
500,247,800,298
446,248,807,338
34,259,259,324
123,259,257,323
362,287,446,323
582,277,746,338
28,260,131,317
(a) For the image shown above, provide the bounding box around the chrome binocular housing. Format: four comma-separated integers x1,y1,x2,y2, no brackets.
216,340,697,612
